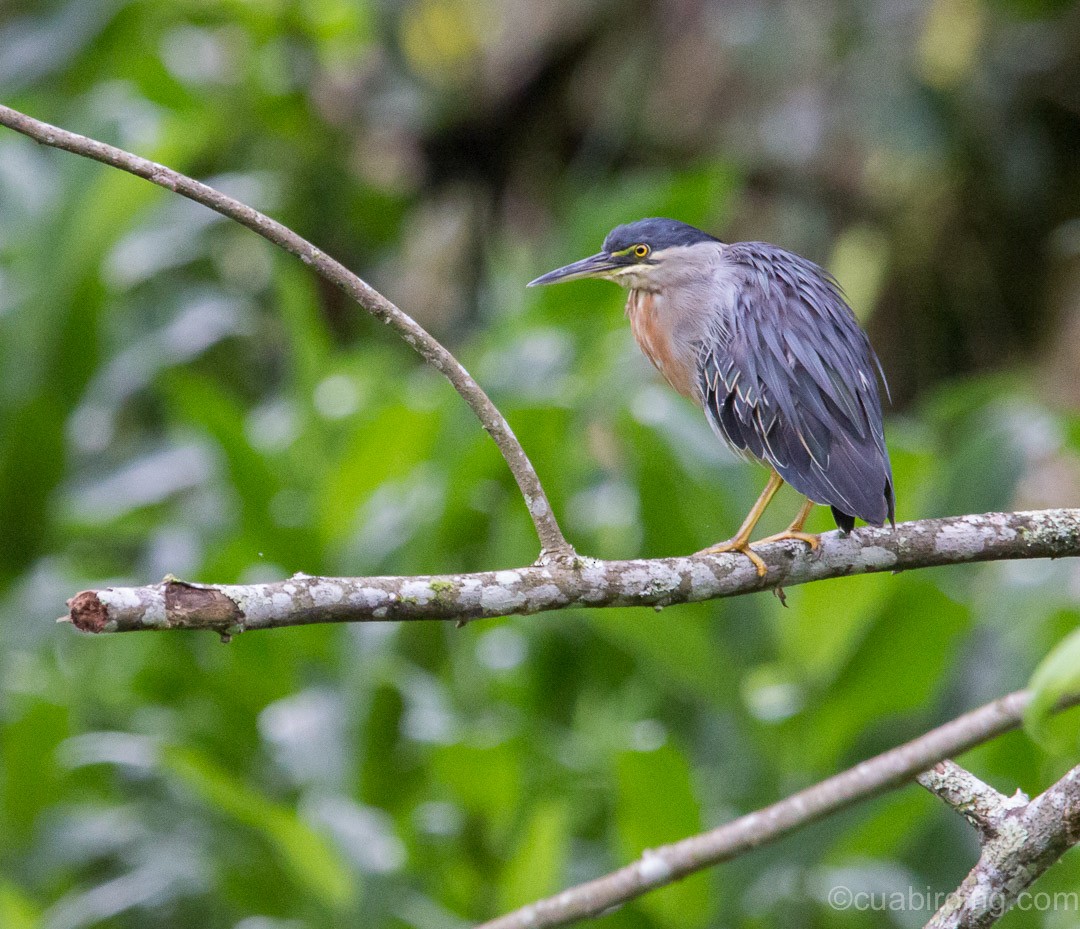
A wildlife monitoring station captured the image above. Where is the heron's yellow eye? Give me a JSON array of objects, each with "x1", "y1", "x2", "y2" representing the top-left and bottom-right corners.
[{"x1": 633, "y1": 244, "x2": 650, "y2": 258}]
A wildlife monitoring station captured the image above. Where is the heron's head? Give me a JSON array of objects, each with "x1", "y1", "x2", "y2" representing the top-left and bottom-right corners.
[{"x1": 528, "y1": 218, "x2": 719, "y2": 291}]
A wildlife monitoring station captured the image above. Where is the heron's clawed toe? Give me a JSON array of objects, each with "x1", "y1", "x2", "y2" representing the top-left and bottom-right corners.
[
  {"x1": 696, "y1": 539, "x2": 769, "y2": 577},
  {"x1": 755, "y1": 529, "x2": 821, "y2": 552}
]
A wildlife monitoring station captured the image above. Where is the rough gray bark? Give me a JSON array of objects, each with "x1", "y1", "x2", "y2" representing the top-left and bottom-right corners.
[
  {"x1": 64, "y1": 509, "x2": 1080, "y2": 635},
  {"x1": 917, "y1": 760, "x2": 1028, "y2": 841},
  {"x1": 476, "y1": 690, "x2": 1080, "y2": 929},
  {"x1": 0, "y1": 103, "x2": 571, "y2": 558},
  {"x1": 919, "y1": 761, "x2": 1080, "y2": 928}
]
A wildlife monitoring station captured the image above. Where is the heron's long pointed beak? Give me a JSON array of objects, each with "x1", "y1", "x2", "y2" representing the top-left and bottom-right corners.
[{"x1": 527, "y1": 252, "x2": 620, "y2": 287}]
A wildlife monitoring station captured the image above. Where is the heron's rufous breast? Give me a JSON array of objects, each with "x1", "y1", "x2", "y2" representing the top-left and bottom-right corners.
[{"x1": 626, "y1": 289, "x2": 697, "y2": 400}]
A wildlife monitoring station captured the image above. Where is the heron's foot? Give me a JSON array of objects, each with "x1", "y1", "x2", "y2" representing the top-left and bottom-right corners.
[
  {"x1": 696, "y1": 538, "x2": 769, "y2": 578},
  {"x1": 755, "y1": 529, "x2": 821, "y2": 551}
]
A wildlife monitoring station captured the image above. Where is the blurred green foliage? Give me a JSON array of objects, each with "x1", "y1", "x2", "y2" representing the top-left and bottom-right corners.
[{"x1": 1, "y1": 1, "x2": 1079, "y2": 928}]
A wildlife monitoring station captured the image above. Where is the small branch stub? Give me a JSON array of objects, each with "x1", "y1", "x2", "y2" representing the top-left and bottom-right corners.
[
  {"x1": 916, "y1": 760, "x2": 1023, "y2": 841},
  {"x1": 67, "y1": 590, "x2": 109, "y2": 634}
]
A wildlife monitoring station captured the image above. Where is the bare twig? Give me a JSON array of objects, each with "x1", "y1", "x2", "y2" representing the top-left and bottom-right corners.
[
  {"x1": 476, "y1": 689, "x2": 1080, "y2": 929},
  {"x1": 917, "y1": 760, "x2": 1026, "y2": 841},
  {"x1": 0, "y1": 103, "x2": 571, "y2": 558},
  {"x1": 63, "y1": 509, "x2": 1080, "y2": 634},
  {"x1": 923, "y1": 763, "x2": 1080, "y2": 929}
]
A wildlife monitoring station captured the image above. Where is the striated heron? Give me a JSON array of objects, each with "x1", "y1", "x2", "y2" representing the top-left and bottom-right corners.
[{"x1": 529, "y1": 217, "x2": 895, "y2": 576}]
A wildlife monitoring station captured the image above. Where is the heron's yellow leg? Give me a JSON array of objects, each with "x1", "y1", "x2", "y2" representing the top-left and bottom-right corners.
[
  {"x1": 755, "y1": 498, "x2": 820, "y2": 551},
  {"x1": 697, "y1": 469, "x2": 784, "y2": 576}
]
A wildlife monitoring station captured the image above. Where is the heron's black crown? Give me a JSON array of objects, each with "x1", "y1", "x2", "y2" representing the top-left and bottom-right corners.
[{"x1": 603, "y1": 218, "x2": 718, "y2": 255}]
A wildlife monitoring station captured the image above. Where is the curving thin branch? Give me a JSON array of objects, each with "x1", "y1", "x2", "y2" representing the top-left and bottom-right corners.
[
  {"x1": 63, "y1": 508, "x2": 1080, "y2": 635},
  {"x1": 920, "y1": 760, "x2": 1080, "y2": 929},
  {"x1": 0, "y1": 103, "x2": 572, "y2": 558},
  {"x1": 475, "y1": 689, "x2": 1080, "y2": 929}
]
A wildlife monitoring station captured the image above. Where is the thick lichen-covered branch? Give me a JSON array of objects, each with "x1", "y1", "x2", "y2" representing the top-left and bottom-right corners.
[
  {"x1": 0, "y1": 103, "x2": 570, "y2": 557},
  {"x1": 917, "y1": 760, "x2": 1027, "y2": 841},
  {"x1": 64, "y1": 509, "x2": 1080, "y2": 635},
  {"x1": 923, "y1": 764, "x2": 1080, "y2": 929},
  {"x1": 477, "y1": 689, "x2": 1080, "y2": 929}
]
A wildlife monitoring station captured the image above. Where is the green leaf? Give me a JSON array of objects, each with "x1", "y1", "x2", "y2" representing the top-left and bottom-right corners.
[
  {"x1": 274, "y1": 257, "x2": 333, "y2": 397},
  {"x1": 593, "y1": 606, "x2": 735, "y2": 704},
  {"x1": 319, "y1": 404, "x2": 438, "y2": 544},
  {"x1": 829, "y1": 790, "x2": 932, "y2": 860},
  {"x1": 615, "y1": 743, "x2": 715, "y2": 929},
  {"x1": 779, "y1": 571, "x2": 891, "y2": 686},
  {"x1": 790, "y1": 578, "x2": 969, "y2": 771},
  {"x1": 498, "y1": 801, "x2": 569, "y2": 912},
  {"x1": 1025, "y1": 621, "x2": 1080, "y2": 751},
  {"x1": 0, "y1": 396, "x2": 66, "y2": 580},
  {"x1": 0, "y1": 700, "x2": 69, "y2": 845},
  {"x1": 0, "y1": 882, "x2": 39, "y2": 929},
  {"x1": 162, "y1": 746, "x2": 357, "y2": 910},
  {"x1": 431, "y1": 741, "x2": 522, "y2": 838},
  {"x1": 165, "y1": 371, "x2": 280, "y2": 530}
]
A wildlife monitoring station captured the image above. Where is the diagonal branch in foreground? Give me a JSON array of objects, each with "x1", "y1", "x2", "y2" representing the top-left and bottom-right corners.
[
  {"x1": 918, "y1": 761, "x2": 1080, "y2": 928},
  {"x1": 0, "y1": 103, "x2": 571, "y2": 557},
  {"x1": 477, "y1": 689, "x2": 1080, "y2": 929},
  {"x1": 64, "y1": 509, "x2": 1080, "y2": 635}
]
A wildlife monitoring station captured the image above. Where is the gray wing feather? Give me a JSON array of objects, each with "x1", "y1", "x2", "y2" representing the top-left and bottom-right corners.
[{"x1": 700, "y1": 243, "x2": 895, "y2": 527}]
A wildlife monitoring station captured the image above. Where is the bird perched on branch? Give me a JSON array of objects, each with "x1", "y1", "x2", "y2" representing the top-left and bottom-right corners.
[{"x1": 529, "y1": 218, "x2": 895, "y2": 576}]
